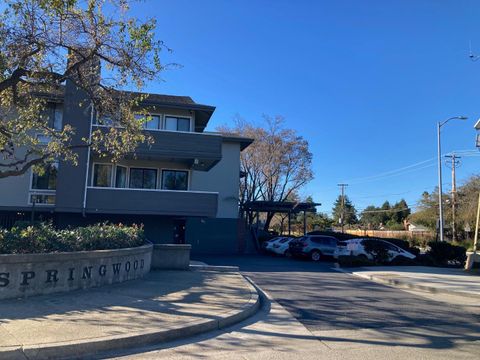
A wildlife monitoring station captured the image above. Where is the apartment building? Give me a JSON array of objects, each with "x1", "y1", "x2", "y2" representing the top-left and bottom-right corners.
[{"x1": 0, "y1": 77, "x2": 252, "y2": 254}]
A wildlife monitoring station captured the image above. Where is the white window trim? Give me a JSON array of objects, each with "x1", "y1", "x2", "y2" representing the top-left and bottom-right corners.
[
  {"x1": 164, "y1": 114, "x2": 193, "y2": 132},
  {"x1": 91, "y1": 162, "x2": 114, "y2": 188},
  {"x1": 27, "y1": 190, "x2": 56, "y2": 206},
  {"x1": 29, "y1": 163, "x2": 58, "y2": 192},
  {"x1": 160, "y1": 167, "x2": 191, "y2": 191},
  {"x1": 135, "y1": 112, "x2": 164, "y2": 131}
]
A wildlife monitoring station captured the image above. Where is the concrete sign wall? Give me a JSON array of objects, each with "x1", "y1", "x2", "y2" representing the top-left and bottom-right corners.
[{"x1": 0, "y1": 244, "x2": 152, "y2": 300}]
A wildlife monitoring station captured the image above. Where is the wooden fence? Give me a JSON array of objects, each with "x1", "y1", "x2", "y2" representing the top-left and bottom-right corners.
[{"x1": 344, "y1": 229, "x2": 434, "y2": 241}]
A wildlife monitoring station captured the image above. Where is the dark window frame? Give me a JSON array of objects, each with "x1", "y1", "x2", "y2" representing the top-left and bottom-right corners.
[
  {"x1": 129, "y1": 167, "x2": 158, "y2": 189},
  {"x1": 161, "y1": 169, "x2": 189, "y2": 191}
]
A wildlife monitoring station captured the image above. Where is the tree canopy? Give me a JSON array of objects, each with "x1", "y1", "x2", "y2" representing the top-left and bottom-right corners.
[
  {"x1": 332, "y1": 194, "x2": 357, "y2": 226},
  {"x1": 410, "y1": 175, "x2": 480, "y2": 239},
  {"x1": 0, "y1": 0, "x2": 169, "y2": 178},
  {"x1": 219, "y1": 115, "x2": 314, "y2": 230},
  {"x1": 359, "y1": 199, "x2": 410, "y2": 230}
]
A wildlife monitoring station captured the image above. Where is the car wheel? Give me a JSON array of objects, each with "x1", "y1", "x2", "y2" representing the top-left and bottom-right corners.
[
  {"x1": 284, "y1": 249, "x2": 292, "y2": 258},
  {"x1": 310, "y1": 250, "x2": 322, "y2": 262}
]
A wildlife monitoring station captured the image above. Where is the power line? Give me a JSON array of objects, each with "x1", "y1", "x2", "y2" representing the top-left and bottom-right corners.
[
  {"x1": 342, "y1": 157, "x2": 436, "y2": 184},
  {"x1": 359, "y1": 207, "x2": 411, "y2": 214}
]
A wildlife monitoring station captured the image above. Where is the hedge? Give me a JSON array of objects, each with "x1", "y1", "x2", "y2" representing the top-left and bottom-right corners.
[{"x1": 0, "y1": 222, "x2": 146, "y2": 254}]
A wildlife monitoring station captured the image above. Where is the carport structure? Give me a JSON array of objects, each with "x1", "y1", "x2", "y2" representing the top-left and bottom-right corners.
[{"x1": 242, "y1": 200, "x2": 320, "y2": 236}]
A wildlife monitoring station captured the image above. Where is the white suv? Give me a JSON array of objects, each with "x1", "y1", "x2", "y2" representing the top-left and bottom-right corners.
[{"x1": 334, "y1": 238, "x2": 416, "y2": 262}]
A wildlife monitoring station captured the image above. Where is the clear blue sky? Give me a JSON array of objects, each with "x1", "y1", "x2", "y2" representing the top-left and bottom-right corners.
[{"x1": 133, "y1": 0, "x2": 480, "y2": 215}]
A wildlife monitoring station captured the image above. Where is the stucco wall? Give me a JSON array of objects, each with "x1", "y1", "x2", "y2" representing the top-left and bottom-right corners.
[
  {"x1": 190, "y1": 141, "x2": 240, "y2": 218},
  {"x1": 0, "y1": 169, "x2": 31, "y2": 208},
  {"x1": 0, "y1": 244, "x2": 152, "y2": 300}
]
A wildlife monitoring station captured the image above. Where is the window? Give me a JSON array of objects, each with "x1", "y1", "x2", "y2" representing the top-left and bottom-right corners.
[
  {"x1": 53, "y1": 105, "x2": 63, "y2": 130},
  {"x1": 164, "y1": 116, "x2": 191, "y2": 132},
  {"x1": 162, "y1": 170, "x2": 188, "y2": 191},
  {"x1": 95, "y1": 116, "x2": 114, "y2": 126},
  {"x1": 129, "y1": 168, "x2": 157, "y2": 189},
  {"x1": 30, "y1": 194, "x2": 56, "y2": 205},
  {"x1": 31, "y1": 164, "x2": 57, "y2": 190},
  {"x1": 93, "y1": 164, "x2": 113, "y2": 187},
  {"x1": 135, "y1": 114, "x2": 161, "y2": 130},
  {"x1": 115, "y1": 166, "x2": 128, "y2": 188}
]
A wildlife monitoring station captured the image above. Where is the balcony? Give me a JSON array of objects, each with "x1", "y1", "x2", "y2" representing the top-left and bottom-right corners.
[
  {"x1": 86, "y1": 187, "x2": 218, "y2": 217},
  {"x1": 93, "y1": 126, "x2": 223, "y2": 171}
]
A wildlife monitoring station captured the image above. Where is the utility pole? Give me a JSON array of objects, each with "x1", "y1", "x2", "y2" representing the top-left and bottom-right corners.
[
  {"x1": 338, "y1": 183, "x2": 348, "y2": 233},
  {"x1": 436, "y1": 116, "x2": 468, "y2": 242},
  {"x1": 445, "y1": 154, "x2": 461, "y2": 242}
]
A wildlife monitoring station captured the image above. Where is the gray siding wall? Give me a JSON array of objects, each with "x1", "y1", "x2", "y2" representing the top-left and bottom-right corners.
[
  {"x1": 134, "y1": 130, "x2": 222, "y2": 168},
  {"x1": 190, "y1": 141, "x2": 241, "y2": 219},
  {"x1": 86, "y1": 188, "x2": 218, "y2": 217},
  {"x1": 55, "y1": 80, "x2": 91, "y2": 213},
  {"x1": 0, "y1": 169, "x2": 31, "y2": 207}
]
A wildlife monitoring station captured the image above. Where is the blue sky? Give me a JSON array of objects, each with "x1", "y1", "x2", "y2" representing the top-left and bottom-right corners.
[{"x1": 132, "y1": 0, "x2": 480, "y2": 215}]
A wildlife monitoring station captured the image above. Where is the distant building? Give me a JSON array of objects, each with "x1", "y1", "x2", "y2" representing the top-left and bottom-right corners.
[{"x1": 406, "y1": 222, "x2": 430, "y2": 232}]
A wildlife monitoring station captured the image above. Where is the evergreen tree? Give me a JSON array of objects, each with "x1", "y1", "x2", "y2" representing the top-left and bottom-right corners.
[{"x1": 332, "y1": 195, "x2": 357, "y2": 225}]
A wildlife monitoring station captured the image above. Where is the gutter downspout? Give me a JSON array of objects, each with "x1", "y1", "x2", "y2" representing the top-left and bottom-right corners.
[{"x1": 82, "y1": 103, "x2": 94, "y2": 217}]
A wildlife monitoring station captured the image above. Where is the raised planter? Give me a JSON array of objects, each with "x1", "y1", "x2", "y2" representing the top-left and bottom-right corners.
[
  {"x1": 0, "y1": 244, "x2": 153, "y2": 300},
  {"x1": 465, "y1": 251, "x2": 480, "y2": 270},
  {"x1": 152, "y1": 244, "x2": 191, "y2": 270}
]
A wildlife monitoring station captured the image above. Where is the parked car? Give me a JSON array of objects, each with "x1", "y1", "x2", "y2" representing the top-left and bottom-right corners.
[
  {"x1": 263, "y1": 237, "x2": 288, "y2": 253},
  {"x1": 334, "y1": 238, "x2": 416, "y2": 262},
  {"x1": 289, "y1": 235, "x2": 338, "y2": 261},
  {"x1": 270, "y1": 237, "x2": 295, "y2": 256}
]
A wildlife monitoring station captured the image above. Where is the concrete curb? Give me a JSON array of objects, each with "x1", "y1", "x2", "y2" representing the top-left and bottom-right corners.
[
  {"x1": 0, "y1": 271, "x2": 260, "y2": 360},
  {"x1": 351, "y1": 271, "x2": 480, "y2": 300},
  {"x1": 189, "y1": 264, "x2": 240, "y2": 272}
]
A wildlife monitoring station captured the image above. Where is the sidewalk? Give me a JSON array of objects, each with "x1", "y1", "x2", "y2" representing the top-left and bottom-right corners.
[
  {"x1": 345, "y1": 266, "x2": 480, "y2": 299},
  {"x1": 0, "y1": 269, "x2": 259, "y2": 360}
]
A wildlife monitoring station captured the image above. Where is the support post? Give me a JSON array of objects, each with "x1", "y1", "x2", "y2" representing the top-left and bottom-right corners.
[
  {"x1": 474, "y1": 192, "x2": 480, "y2": 254},
  {"x1": 303, "y1": 210, "x2": 307, "y2": 235},
  {"x1": 288, "y1": 211, "x2": 291, "y2": 236}
]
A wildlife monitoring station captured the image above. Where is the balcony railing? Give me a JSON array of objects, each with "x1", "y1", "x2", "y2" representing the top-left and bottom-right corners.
[
  {"x1": 92, "y1": 126, "x2": 223, "y2": 170},
  {"x1": 86, "y1": 187, "x2": 218, "y2": 217}
]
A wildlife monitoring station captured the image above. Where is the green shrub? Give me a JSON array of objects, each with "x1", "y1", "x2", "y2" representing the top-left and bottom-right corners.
[
  {"x1": 426, "y1": 241, "x2": 467, "y2": 267},
  {"x1": 453, "y1": 239, "x2": 475, "y2": 252},
  {"x1": 0, "y1": 222, "x2": 146, "y2": 254}
]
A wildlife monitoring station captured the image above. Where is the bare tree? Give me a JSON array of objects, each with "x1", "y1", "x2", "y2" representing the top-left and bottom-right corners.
[{"x1": 219, "y1": 115, "x2": 313, "y2": 230}]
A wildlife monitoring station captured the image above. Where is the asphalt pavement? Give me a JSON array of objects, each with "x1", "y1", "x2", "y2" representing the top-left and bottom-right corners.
[
  {"x1": 103, "y1": 254, "x2": 480, "y2": 359},
  {"x1": 195, "y1": 255, "x2": 480, "y2": 348}
]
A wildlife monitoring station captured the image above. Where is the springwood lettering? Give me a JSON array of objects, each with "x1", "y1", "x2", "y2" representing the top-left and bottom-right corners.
[{"x1": 0, "y1": 259, "x2": 145, "y2": 287}]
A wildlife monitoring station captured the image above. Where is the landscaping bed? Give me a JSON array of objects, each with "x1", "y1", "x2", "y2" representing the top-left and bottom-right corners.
[
  {"x1": 0, "y1": 222, "x2": 147, "y2": 254},
  {"x1": 0, "y1": 222, "x2": 152, "y2": 300}
]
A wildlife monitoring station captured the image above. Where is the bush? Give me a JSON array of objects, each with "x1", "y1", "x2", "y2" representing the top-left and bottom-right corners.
[
  {"x1": 426, "y1": 241, "x2": 467, "y2": 267},
  {"x1": 0, "y1": 222, "x2": 146, "y2": 254}
]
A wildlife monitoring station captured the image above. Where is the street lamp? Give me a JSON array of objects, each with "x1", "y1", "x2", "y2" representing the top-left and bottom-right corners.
[
  {"x1": 475, "y1": 119, "x2": 480, "y2": 148},
  {"x1": 437, "y1": 116, "x2": 468, "y2": 242}
]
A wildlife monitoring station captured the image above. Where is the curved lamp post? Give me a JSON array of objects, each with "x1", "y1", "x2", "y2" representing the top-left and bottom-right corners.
[{"x1": 437, "y1": 116, "x2": 468, "y2": 242}]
